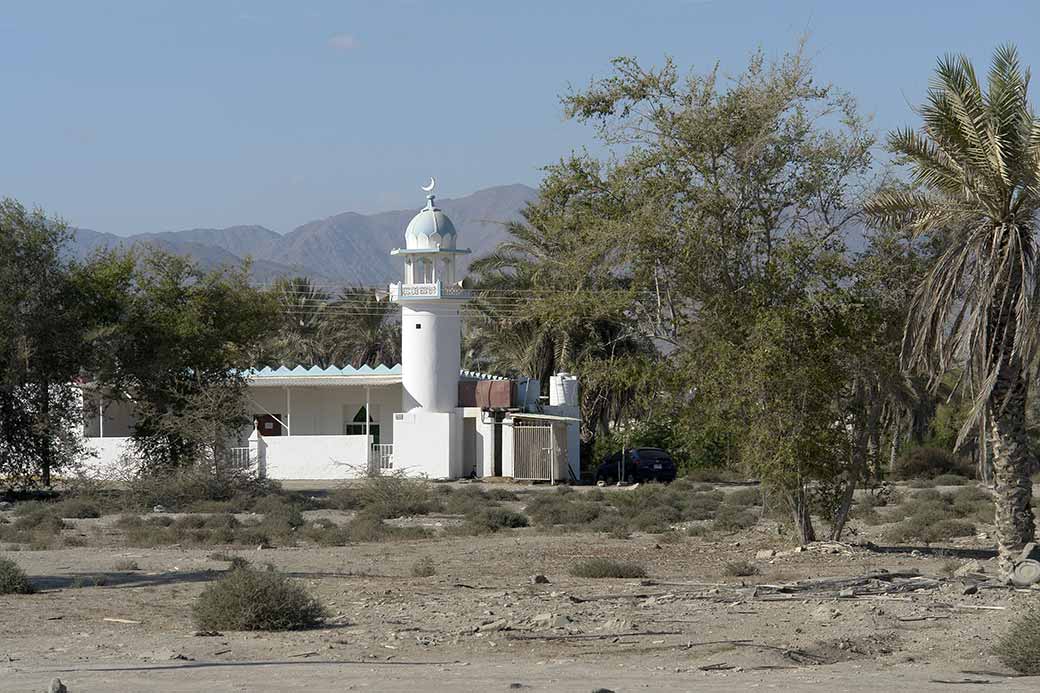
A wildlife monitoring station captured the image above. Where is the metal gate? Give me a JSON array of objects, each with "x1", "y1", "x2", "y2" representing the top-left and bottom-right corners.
[{"x1": 513, "y1": 422, "x2": 566, "y2": 483}]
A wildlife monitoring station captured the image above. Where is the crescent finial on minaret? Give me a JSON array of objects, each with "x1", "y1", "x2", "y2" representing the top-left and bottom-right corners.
[{"x1": 421, "y1": 177, "x2": 436, "y2": 193}]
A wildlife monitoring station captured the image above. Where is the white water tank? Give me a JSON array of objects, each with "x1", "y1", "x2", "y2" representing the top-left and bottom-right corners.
[{"x1": 549, "y1": 373, "x2": 579, "y2": 407}]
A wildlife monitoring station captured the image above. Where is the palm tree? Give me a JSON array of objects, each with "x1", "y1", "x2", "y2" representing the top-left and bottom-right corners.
[
  {"x1": 322, "y1": 287, "x2": 401, "y2": 368},
  {"x1": 269, "y1": 277, "x2": 332, "y2": 367},
  {"x1": 865, "y1": 45, "x2": 1040, "y2": 572}
]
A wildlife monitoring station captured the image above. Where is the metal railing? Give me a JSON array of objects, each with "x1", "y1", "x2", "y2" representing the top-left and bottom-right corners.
[
  {"x1": 372, "y1": 443, "x2": 394, "y2": 472},
  {"x1": 229, "y1": 446, "x2": 251, "y2": 469}
]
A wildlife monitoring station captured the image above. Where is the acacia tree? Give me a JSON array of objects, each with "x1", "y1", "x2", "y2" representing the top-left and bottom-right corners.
[
  {"x1": 865, "y1": 46, "x2": 1040, "y2": 572},
  {"x1": 0, "y1": 200, "x2": 127, "y2": 487},
  {"x1": 95, "y1": 252, "x2": 272, "y2": 474}
]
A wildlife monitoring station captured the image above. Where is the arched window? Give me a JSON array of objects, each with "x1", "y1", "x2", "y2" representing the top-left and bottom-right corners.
[{"x1": 344, "y1": 405, "x2": 379, "y2": 444}]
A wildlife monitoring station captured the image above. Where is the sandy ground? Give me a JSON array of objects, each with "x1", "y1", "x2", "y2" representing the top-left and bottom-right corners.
[{"x1": 2, "y1": 487, "x2": 1039, "y2": 692}]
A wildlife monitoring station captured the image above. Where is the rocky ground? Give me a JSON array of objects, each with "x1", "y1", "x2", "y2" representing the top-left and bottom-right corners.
[{"x1": 1, "y1": 482, "x2": 1038, "y2": 692}]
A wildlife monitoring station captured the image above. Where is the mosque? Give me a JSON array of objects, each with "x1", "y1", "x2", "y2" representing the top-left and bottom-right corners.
[{"x1": 79, "y1": 183, "x2": 582, "y2": 483}]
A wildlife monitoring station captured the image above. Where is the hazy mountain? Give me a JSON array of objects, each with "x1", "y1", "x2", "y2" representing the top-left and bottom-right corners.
[{"x1": 68, "y1": 184, "x2": 537, "y2": 285}]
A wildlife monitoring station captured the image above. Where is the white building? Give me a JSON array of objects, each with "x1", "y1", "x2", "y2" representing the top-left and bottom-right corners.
[{"x1": 78, "y1": 187, "x2": 581, "y2": 483}]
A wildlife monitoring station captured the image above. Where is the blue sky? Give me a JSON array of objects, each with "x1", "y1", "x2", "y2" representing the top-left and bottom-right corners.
[{"x1": 2, "y1": 0, "x2": 1039, "y2": 236}]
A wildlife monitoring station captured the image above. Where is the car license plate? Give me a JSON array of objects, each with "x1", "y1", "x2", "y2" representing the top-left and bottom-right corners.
[{"x1": 653, "y1": 464, "x2": 662, "y2": 470}]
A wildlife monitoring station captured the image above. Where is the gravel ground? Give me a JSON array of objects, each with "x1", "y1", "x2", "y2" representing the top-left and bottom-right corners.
[{"x1": 1, "y1": 485, "x2": 1039, "y2": 692}]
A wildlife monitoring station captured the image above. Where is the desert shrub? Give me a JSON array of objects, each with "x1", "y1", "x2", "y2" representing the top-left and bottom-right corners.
[
  {"x1": 995, "y1": 605, "x2": 1040, "y2": 675},
  {"x1": 464, "y1": 508, "x2": 528, "y2": 533},
  {"x1": 411, "y1": 556, "x2": 436, "y2": 577},
  {"x1": 128, "y1": 465, "x2": 276, "y2": 512},
  {"x1": 589, "y1": 512, "x2": 630, "y2": 537},
  {"x1": 713, "y1": 505, "x2": 758, "y2": 531},
  {"x1": 485, "y1": 487, "x2": 519, "y2": 502},
  {"x1": 53, "y1": 498, "x2": 102, "y2": 519},
  {"x1": 723, "y1": 487, "x2": 762, "y2": 508},
  {"x1": 933, "y1": 474, "x2": 969, "y2": 486},
  {"x1": 326, "y1": 486, "x2": 363, "y2": 511},
  {"x1": 525, "y1": 493, "x2": 602, "y2": 527},
  {"x1": 686, "y1": 524, "x2": 714, "y2": 537},
  {"x1": 722, "y1": 560, "x2": 760, "y2": 577},
  {"x1": 682, "y1": 491, "x2": 725, "y2": 520},
  {"x1": 445, "y1": 487, "x2": 496, "y2": 516},
  {"x1": 192, "y1": 566, "x2": 326, "y2": 631},
  {"x1": 0, "y1": 557, "x2": 33, "y2": 594},
  {"x1": 113, "y1": 559, "x2": 140, "y2": 571},
  {"x1": 893, "y1": 447, "x2": 974, "y2": 481},
  {"x1": 630, "y1": 509, "x2": 674, "y2": 533},
  {"x1": 884, "y1": 509, "x2": 975, "y2": 544},
  {"x1": 300, "y1": 519, "x2": 350, "y2": 547},
  {"x1": 605, "y1": 484, "x2": 723, "y2": 526},
  {"x1": 657, "y1": 530, "x2": 685, "y2": 544},
  {"x1": 114, "y1": 514, "x2": 143, "y2": 530},
  {"x1": 569, "y1": 558, "x2": 647, "y2": 579},
  {"x1": 357, "y1": 473, "x2": 438, "y2": 519},
  {"x1": 255, "y1": 498, "x2": 304, "y2": 539},
  {"x1": 344, "y1": 512, "x2": 431, "y2": 543},
  {"x1": 13, "y1": 510, "x2": 67, "y2": 533}
]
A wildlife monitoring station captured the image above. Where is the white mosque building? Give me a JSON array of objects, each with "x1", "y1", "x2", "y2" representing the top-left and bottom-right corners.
[{"x1": 78, "y1": 184, "x2": 581, "y2": 483}]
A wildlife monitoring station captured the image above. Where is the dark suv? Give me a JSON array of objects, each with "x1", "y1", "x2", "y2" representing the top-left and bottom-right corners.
[{"x1": 594, "y1": 447, "x2": 677, "y2": 484}]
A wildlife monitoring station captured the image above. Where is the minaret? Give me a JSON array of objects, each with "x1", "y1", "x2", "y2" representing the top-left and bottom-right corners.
[{"x1": 389, "y1": 179, "x2": 471, "y2": 414}]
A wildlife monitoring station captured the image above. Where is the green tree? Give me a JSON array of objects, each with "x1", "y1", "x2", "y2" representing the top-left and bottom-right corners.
[
  {"x1": 865, "y1": 46, "x2": 1040, "y2": 571},
  {"x1": 467, "y1": 177, "x2": 656, "y2": 440},
  {"x1": 322, "y1": 288, "x2": 401, "y2": 368},
  {"x1": 267, "y1": 277, "x2": 333, "y2": 368},
  {"x1": 0, "y1": 199, "x2": 127, "y2": 487},
  {"x1": 95, "y1": 251, "x2": 272, "y2": 473}
]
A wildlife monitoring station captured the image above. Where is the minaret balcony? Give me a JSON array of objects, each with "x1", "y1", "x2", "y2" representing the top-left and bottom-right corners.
[{"x1": 389, "y1": 281, "x2": 471, "y2": 302}]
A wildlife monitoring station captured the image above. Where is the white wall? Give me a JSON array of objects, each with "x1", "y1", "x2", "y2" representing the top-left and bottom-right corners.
[
  {"x1": 246, "y1": 384, "x2": 400, "y2": 443},
  {"x1": 392, "y1": 409, "x2": 461, "y2": 479},
  {"x1": 78, "y1": 437, "x2": 132, "y2": 479},
  {"x1": 259, "y1": 434, "x2": 371, "y2": 480},
  {"x1": 400, "y1": 302, "x2": 461, "y2": 413}
]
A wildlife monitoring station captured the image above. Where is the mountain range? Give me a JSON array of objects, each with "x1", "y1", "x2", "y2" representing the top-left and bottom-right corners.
[{"x1": 69, "y1": 184, "x2": 538, "y2": 285}]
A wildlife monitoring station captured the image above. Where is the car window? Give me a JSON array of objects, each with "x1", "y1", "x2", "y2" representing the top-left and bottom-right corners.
[{"x1": 637, "y1": 450, "x2": 672, "y2": 461}]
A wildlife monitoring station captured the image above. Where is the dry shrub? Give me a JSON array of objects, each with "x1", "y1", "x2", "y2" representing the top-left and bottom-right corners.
[
  {"x1": 723, "y1": 487, "x2": 762, "y2": 508},
  {"x1": 0, "y1": 557, "x2": 33, "y2": 594},
  {"x1": 129, "y1": 465, "x2": 276, "y2": 512},
  {"x1": 192, "y1": 565, "x2": 326, "y2": 631},
  {"x1": 113, "y1": 559, "x2": 140, "y2": 571},
  {"x1": 344, "y1": 512, "x2": 430, "y2": 543},
  {"x1": 411, "y1": 556, "x2": 436, "y2": 577},
  {"x1": 722, "y1": 560, "x2": 760, "y2": 577},
  {"x1": 933, "y1": 474, "x2": 970, "y2": 486},
  {"x1": 457, "y1": 507, "x2": 528, "y2": 535},
  {"x1": 357, "y1": 473, "x2": 438, "y2": 519},
  {"x1": 995, "y1": 605, "x2": 1040, "y2": 675},
  {"x1": 893, "y1": 447, "x2": 974, "y2": 480},
  {"x1": 569, "y1": 558, "x2": 647, "y2": 579},
  {"x1": 445, "y1": 487, "x2": 496, "y2": 516},
  {"x1": 713, "y1": 505, "x2": 758, "y2": 532},
  {"x1": 300, "y1": 519, "x2": 350, "y2": 547},
  {"x1": 525, "y1": 492, "x2": 602, "y2": 527}
]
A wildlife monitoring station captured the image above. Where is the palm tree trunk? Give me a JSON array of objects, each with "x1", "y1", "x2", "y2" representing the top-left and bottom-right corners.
[{"x1": 989, "y1": 357, "x2": 1036, "y2": 574}]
